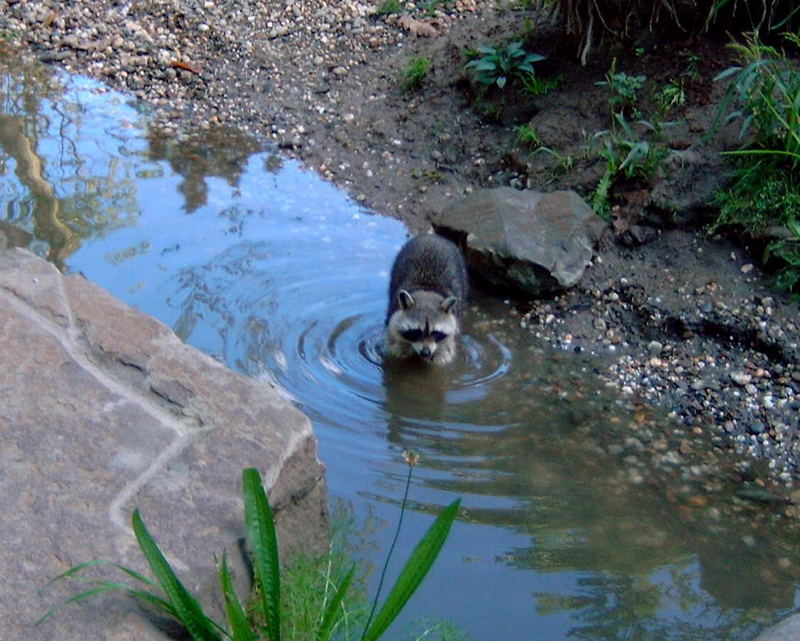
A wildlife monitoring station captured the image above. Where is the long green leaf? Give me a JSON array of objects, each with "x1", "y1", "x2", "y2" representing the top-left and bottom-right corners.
[
  {"x1": 40, "y1": 559, "x2": 158, "y2": 590},
  {"x1": 362, "y1": 499, "x2": 461, "y2": 641},
  {"x1": 219, "y1": 552, "x2": 255, "y2": 641},
  {"x1": 37, "y1": 578, "x2": 177, "y2": 626},
  {"x1": 723, "y1": 148, "x2": 800, "y2": 160},
  {"x1": 317, "y1": 565, "x2": 356, "y2": 641},
  {"x1": 132, "y1": 509, "x2": 224, "y2": 641},
  {"x1": 242, "y1": 468, "x2": 281, "y2": 641}
]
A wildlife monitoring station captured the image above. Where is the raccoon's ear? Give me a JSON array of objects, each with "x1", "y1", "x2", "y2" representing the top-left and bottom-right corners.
[
  {"x1": 440, "y1": 296, "x2": 458, "y2": 314},
  {"x1": 397, "y1": 290, "x2": 415, "y2": 310}
]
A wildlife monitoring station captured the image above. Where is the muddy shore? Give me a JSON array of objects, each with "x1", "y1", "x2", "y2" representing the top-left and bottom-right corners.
[{"x1": 2, "y1": 1, "x2": 799, "y2": 493}]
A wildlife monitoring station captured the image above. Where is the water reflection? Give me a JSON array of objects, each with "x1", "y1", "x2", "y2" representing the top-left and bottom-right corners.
[
  {"x1": 146, "y1": 128, "x2": 262, "y2": 212},
  {"x1": 2, "y1": 54, "x2": 800, "y2": 641},
  {"x1": 0, "y1": 58, "x2": 145, "y2": 266}
]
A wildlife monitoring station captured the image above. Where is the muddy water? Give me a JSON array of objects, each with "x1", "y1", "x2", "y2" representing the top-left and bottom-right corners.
[{"x1": 3, "y1": 56, "x2": 800, "y2": 641}]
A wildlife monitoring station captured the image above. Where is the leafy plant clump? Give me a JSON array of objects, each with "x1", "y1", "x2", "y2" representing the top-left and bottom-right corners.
[
  {"x1": 596, "y1": 58, "x2": 646, "y2": 116},
  {"x1": 40, "y1": 466, "x2": 461, "y2": 641},
  {"x1": 713, "y1": 32, "x2": 800, "y2": 293},
  {"x1": 588, "y1": 59, "x2": 676, "y2": 217},
  {"x1": 464, "y1": 41, "x2": 545, "y2": 89}
]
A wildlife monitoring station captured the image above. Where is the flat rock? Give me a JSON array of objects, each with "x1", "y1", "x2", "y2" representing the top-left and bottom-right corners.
[
  {"x1": 432, "y1": 187, "x2": 605, "y2": 297},
  {"x1": 0, "y1": 248, "x2": 327, "y2": 641}
]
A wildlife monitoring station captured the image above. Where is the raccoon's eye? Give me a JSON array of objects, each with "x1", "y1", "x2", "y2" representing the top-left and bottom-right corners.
[
  {"x1": 400, "y1": 329, "x2": 424, "y2": 342},
  {"x1": 430, "y1": 331, "x2": 448, "y2": 342}
]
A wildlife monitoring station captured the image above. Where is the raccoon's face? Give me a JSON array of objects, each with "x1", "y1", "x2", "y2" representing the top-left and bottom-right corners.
[{"x1": 386, "y1": 290, "x2": 460, "y2": 364}]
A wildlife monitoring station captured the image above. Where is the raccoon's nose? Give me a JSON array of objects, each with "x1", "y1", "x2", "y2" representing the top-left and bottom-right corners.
[{"x1": 419, "y1": 345, "x2": 433, "y2": 359}]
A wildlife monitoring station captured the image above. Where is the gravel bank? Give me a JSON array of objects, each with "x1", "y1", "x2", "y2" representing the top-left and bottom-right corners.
[{"x1": 3, "y1": 0, "x2": 799, "y2": 491}]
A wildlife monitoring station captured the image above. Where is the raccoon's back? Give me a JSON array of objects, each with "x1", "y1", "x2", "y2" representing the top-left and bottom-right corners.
[{"x1": 388, "y1": 234, "x2": 468, "y2": 312}]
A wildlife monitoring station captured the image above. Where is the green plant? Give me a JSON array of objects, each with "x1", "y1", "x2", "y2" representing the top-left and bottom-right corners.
[
  {"x1": 766, "y1": 217, "x2": 800, "y2": 293},
  {"x1": 712, "y1": 160, "x2": 800, "y2": 294},
  {"x1": 464, "y1": 41, "x2": 545, "y2": 89},
  {"x1": 658, "y1": 79, "x2": 687, "y2": 112},
  {"x1": 711, "y1": 32, "x2": 800, "y2": 293},
  {"x1": 589, "y1": 113, "x2": 671, "y2": 216},
  {"x1": 40, "y1": 466, "x2": 461, "y2": 641},
  {"x1": 680, "y1": 48, "x2": 701, "y2": 81},
  {"x1": 520, "y1": 71, "x2": 564, "y2": 97},
  {"x1": 715, "y1": 32, "x2": 800, "y2": 163},
  {"x1": 400, "y1": 56, "x2": 433, "y2": 92},
  {"x1": 515, "y1": 123, "x2": 541, "y2": 148},
  {"x1": 376, "y1": 0, "x2": 404, "y2": 15},
  {"x1": 596, "y1": 58, "x2": 646, "y2": 116}
]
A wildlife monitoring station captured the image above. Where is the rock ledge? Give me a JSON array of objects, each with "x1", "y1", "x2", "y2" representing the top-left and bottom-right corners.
[{"x1": 0, "y1": 248, "x2": 326, "y2": 641}]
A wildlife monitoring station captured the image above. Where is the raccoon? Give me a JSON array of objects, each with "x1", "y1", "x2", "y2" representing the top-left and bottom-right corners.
[{"x1": 385, "y1": 234, "x2": 468, "y2": 365}]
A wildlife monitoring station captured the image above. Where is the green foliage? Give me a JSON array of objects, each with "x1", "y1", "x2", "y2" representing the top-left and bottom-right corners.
[
  {"x1": 515, "y1": 123, "x2": 574, "y2": 174},
  {"x1": 715, "y1": 33, "x2": 800, "y2": 162},
  {"x1": 400, "y1": 57, "x2": 433, "y2": 92},
  {"x1": 712, "y1": 162, "x2": 800, "y2": 232},
  {"x1": 589, "y1": 113, "x2": 671, "y2": 217},
  {"x1": 242, "y1": 468, "x2": 283, "y2": 641},
  {"x1": 363, "y1": 498, "x2": 460, "y2": 641},
  {"x1": 658, "y1": 79, "x2": 687, "y2": 112},
  {"x1": 40, "y1": 466, "x2": 461, "y2": 641},
  {"x1": 713, "y1": 160, "x2": 800, "y2": 294},
  {"x1": 464, "y1": 41, "x2": 545, "y2": 89},
  {"x1": 766, "y1": 217, "x2": 800, "y2": 293},
  {"x1": 712, "y1": 32, "x2": 800, "y2": 293},
  {"x1": 520, "y1": 71, "x2": 564, "y2": 97},
  {"x1": 680, "y1": 48, "x2": 701, "y2": 81},
  {"x1": 596, "y1": 58, "x2": 646, "y2": 116},
  {"x1": 516, "y1": 123, "x2": 541, "y2": 148},
  {"x1": 376, "y1": 0, "x2": 404, "y2": 15}
]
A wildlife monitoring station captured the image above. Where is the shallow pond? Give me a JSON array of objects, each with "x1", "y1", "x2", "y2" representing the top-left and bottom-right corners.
[{"x1": 3, "y1": 56, "x2": 800, "y2": 641}]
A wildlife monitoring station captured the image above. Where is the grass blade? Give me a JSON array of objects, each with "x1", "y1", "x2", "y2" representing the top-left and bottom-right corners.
[
  {"x1": 132, "y1": 509, "x2": 224, "y2": 641},
  {"x1": 362, "y1": 499, "x2": 461, "y2": 641},
  {"x1": 37, "y1": 585, "x2": 125, "y2": 625},
  {"x1": 317, "y1": 565, "x2": 356, "y2": 641},
  {"x1": 242, "y1": 468, "x2": 281, "y2": 641},
  {"x1": 38, "y1": 558, "x2": 175, "y2": 625},
  {"x1": 219, "y1": 552, "x2": 255, "y2": 641}
]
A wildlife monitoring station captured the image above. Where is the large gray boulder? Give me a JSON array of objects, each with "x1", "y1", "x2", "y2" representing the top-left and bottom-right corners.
[
  {"x1": 432, "y1": 187, "x2": 605, "y2": 296},
  {"x1": 0, "y1": 248, "x2": 327, "y2": 641}
]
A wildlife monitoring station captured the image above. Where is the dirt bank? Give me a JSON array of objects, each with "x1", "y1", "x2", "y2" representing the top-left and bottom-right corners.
[{"x1": 2, "y1": 1, "x2": 798, "y2": 492}]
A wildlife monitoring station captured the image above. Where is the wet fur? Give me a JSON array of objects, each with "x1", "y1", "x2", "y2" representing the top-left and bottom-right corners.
[{"x1": 385, "y1": 234, "x2": 468, "y2": 365}]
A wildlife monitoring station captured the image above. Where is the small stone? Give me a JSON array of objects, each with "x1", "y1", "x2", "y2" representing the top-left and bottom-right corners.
[{"x1": 730, "y1": 371, "x2": 752, "y2": 386}]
